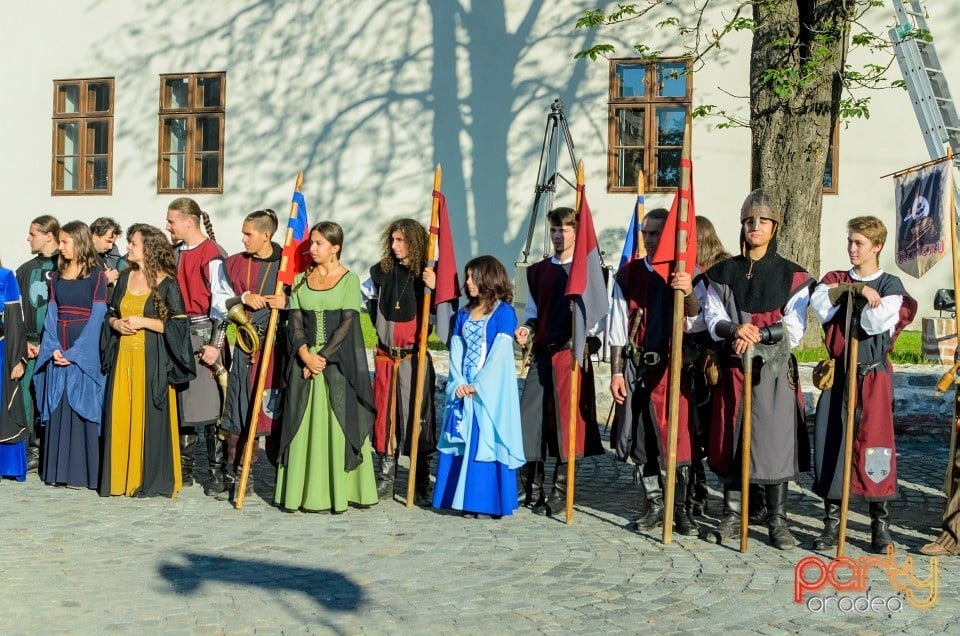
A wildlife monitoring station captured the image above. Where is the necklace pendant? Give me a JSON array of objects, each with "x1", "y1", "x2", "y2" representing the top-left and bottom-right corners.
[
  {"x1": 746, "y1": 272, "x2": 752, "y2": 280},
  {"x1": 395, "y1": 301, "x2": 401, "y2": 310}
]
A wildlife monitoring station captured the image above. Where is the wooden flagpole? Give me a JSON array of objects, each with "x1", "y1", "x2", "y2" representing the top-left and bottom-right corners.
[
  {"x1": 944, "y1": 147, "x2": 960, "y2": 497},
  {"x1": 235, "y1": 170, "x2": 303, "y2": 509},
  {"x1": 739, "y1": 346, "x2": 754, "y2": 553},
  {"x1": 406, "y1": 165, "x2": 442, "y2": 508},
  {"x1": 634, "y1": 171, "x2": 645, "y2": 260},
  {"x1": 662, "y1": 121, "x2": 692, "y2": 544},
  {"x1": 836, "y1": 314, "x2": 860, "y2": 558},
  {"x1": 566, "y1": 161, "x2": 585, "y2": 525}
]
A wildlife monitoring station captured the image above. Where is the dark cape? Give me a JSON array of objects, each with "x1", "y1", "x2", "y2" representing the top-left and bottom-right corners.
[
  {"x1": 0, "y1": 267, "x2": 27, "y2": 444},
  {"x1": 99, "y1": 273, "x2": 196, "y2": 497},
  {"x1": 611, "y1": 260, "x2": 695, "y2": 466},
  {"x1": 519, "y1": 258, "x2": 603, "y2": 461},
  {"x1": 813, "y1": 270, "x2": 917, "y2": 501},
  {"x1": 280, "y1": 307, "x2": 375, "y2": 471},
  {"x1": 705, "y1": 243, "x2": 814, "y2": 484}
]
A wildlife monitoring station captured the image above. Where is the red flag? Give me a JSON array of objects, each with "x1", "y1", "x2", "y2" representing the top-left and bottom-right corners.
[
  {"x1": 431, "y1": 190, "x2": 460, "y2": 344},
  {"x1": 278, "y1": 191, "x2": 311, "y2": 286},
  {"x1": 565, "y1": 184, "x2": 609, "y2": 367},
  {"x1": 650, "y1": 159, "x2": 697, "y2": 283}
]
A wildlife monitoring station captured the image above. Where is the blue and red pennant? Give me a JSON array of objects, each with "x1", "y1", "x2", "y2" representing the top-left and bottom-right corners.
[{"x1": 278, "y1": 191, "x2": 311, "y2": 286}]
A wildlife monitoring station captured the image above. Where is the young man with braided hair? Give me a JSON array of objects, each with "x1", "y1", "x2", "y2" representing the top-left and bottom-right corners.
[{"x1": 165, "y1": 197, "x2": 236, "y2": 496}]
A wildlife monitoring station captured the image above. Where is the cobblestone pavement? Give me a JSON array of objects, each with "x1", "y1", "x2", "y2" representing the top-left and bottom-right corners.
[{"x1": 2, "y1": 357, "x2": 958, "y2": 634}]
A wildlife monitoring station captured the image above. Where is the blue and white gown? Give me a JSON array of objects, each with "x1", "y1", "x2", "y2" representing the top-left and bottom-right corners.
[{"x1": 433, "y1": 301, "x2": 525, "y2": 516}]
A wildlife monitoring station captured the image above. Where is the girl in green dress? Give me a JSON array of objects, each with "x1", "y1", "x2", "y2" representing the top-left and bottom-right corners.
[{"x1": 275, "y1": 222, "x2": 378, "y2": 512}]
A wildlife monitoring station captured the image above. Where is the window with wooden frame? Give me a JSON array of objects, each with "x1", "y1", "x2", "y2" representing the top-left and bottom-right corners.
[
  {"x1": 52, "y1": 78, "x2": 114, "y2": 195},
  {"x1": 158, "y1": 72, "x2": 225, "y2": 193},
  {"x1": 608, "y1": 58, "x2": 692, "y2": 193},
  {"x1": 823, "y1": 121, "x2": 840, "y2": 195}
]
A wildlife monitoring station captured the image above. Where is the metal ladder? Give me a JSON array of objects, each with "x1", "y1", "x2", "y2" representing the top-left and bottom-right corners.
[{"x1": 889, "y1": 0, "x2": 960, "y2": 163}]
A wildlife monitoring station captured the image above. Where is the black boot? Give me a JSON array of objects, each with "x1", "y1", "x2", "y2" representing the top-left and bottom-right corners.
[
  {"x1": 534, "y1": 462, "x2": 568, "y2": 517},
  {"x1": 518, "y1": 461, "x2": 545, "y2": 508},
  {"x1": 179, "y1": 433, "x2": 198, "y2": 487},
  {"x1": 870, "y1": 501, "x2": 895, "y2": 554},
  {"x1": 748, "y1": 483, "x2": 768, "y2": 525},
  {"x1": 376, "y1": 454, "x2": 397, "y2": 500},
  {"x1": 765, "y1": 482, "x2": 796, "y2": 550},
  {"x1": 26, "y1": 444, "x2": 40, "y2": 473},
  {"x1": 203, "y1": 429, "x2": 227, "y2": 496},
  {"x1": 674, "y1": 466, "x2": 699, "y2": 536},
  {"x1": 414, "y1": 453, "x2": 432, "y2": 506},
  {"x1": 215, "y1": 434, "x2": 239, "y2": 502},
  {"x1": 811, "y1": 500, "x2": 841, "y2": 550},
  {"x1": 706, "y1": 486, "x2": 741, "y2": 544},
  {"x1": 690, "y1": 461, "x2": 708, "y2": 516},
  {"x1": 632, "y1": 473, "x2": 664, "y2": 531}
]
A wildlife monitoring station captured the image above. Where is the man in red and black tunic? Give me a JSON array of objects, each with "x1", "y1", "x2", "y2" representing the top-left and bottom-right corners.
[
  {"x1": 515, "y1": 206, "x2": 605, "y2": 517},
  {"x1": 362, "y1": 218, "x2": 437, "y2": 505},
  {"x1": 609, "y1": 208, "x2": 706, "y2": 536},
  {"x1": 221, "y1": 209, "x2": 288, "y2": 502},
  {"x1": 811, "y1": 216, "x2": 916, "y2": 553},
  {"x1": 166, "y1": 197, "x2": 235, "y2": 496}
]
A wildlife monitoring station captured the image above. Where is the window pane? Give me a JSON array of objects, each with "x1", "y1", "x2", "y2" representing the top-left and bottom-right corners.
[
  {"x1": 616, "y1": 108, "x2": 645, "y2": 146},
  {"x1": 57, "y1": 122, "x2": 79, "y2": 155},
  {"x1": 656, "y1": 62, "x2": 687, "y2": 98},
  {"x1": 196, "y1": 116, "x2": 220, "y2": 151},
  {"x1": 656, "y1": 149, "x2": 682, "y2": 188},
  {"x1": 823, "y1": 149, "x2": 834, "y2": 189},
  {"x1": 88, "y1": 121, "x2": 110, "y2": 154},
  {"x1": 165, "y1": 154, "x2": 186, "y2": 189},
  {"x1": 59, "y1": 157, "x2": 78, "y2": 191},
  {"x1": 615, "y1": 64, "x2": 645, "y2": 98},
  {"x1": 197, "y1": 76, "x2": 222, "y2": 108},
  {"x1": 88, "y1": 82, "x2": 111, "y2": 112},
  {"x1": 656, "y1": 107, "x2": 686, "y2": 146},
  {"x1": 57, "y1": 84, "x2": 80, "y2": 114},
  {"x1": 164, "y1": 77, "x2": 189, "y2": 109},
  {"x1": 163, "y1": 118, "x2": 187, "y2": 152},
  {"x1": 88, "y1": 157, "x2": 109, "y2": 190},
  {"x1": 197, "y1": 153, "x2": 220, "y2": 188},
  {"x1": 617, "y1": 149, "x2": 644, "y2": 188}
]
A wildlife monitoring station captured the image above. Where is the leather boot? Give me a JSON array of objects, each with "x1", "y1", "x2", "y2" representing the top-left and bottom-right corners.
[
  {"x1": 632, "y1": 472, "x2": 664, "y2": 531},
  {"x1": 690, "y1": 461, "x2": 708, "y2": 516},
  {"x1": 765, "y1": 482, "x2": 796, "y2": 550},
  {"x1": 376, "y1": 454, "x2": 397, "y2": 500},
  {"x1": 179, "y1": 433, "x2": 198, "y2": 487},
  {"x1": 414, "y1": 453, "x2": 432, "y2": 506},
  {"x1": 203, "y1": 428, "x2": 227, "y2": 496},
  {"x1": 811, "y1": 499, "x2": 841, "y2": 550},
  {"x1": 870, "y1": 501, "x2": 895, "y2": 554},
  {"x1": 26, "y1": 444, "x2": 40, "y2": 473},
  {"x1": 748, "y1": 483, "x2": 768, "y2": 525},
  {"x1": 674, "y1": 466, "x2": 699, "y2": 536},
  {"x1": 706, "y1": 486, "x2": 741, "y2": 544},
  {"x1": 534, "y1": 462, "x2": 568, "y2": 517},
  {"x1": 518, "y1": 461, "x2": 545, "y2": 508},
  {"x1": 215, "y1": 434, "x2": 240, "y2": 502}
]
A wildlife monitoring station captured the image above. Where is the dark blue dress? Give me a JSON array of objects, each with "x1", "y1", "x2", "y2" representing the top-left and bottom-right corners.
[
  {"x1": 0, "y1": 267, "x2": 27, "y2": 481},
  {"x1": 34, "y1": 269, "x2": 108, "y2": 488}
]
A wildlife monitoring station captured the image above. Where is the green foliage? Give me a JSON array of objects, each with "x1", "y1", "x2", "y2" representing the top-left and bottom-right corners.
[{"x1": 795, "y1": 331, "x2": 927, "y2": 365}]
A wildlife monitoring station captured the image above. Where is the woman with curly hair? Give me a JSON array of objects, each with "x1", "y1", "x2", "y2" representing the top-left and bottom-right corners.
[
  {"x1": 34, "y1": 221, "x2": 109, "y2": 489},
  {"x1": 99, "y1": 224, "x2": 196, "y2": 497},
  {"x1": 361, "y1": 218, "x2": 439, "y2": 504},
  {"x1": 433, "y1": 256, "x2": 524, "y2": 517}
]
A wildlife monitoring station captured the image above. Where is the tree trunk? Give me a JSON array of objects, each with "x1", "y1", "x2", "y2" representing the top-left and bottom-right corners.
[{"x1": 750, "y1": 0, "x2": 852, "y2": 347}]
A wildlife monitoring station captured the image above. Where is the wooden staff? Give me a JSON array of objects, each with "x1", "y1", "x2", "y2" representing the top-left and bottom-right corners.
[
  {"x1": 662, "y1": 122, "x2": 692, "y2": 544},
  {"x1": 406, "y1": 165, "x2": 442, "y2": 508},
  {"x1": 945, "y1": 147, "x2": 960, "y2": 496},
  {"x1": 837, "y1": 312, "x2": 860, "y2": 558},
  {"x1": 739, "y1": 344, "x2": 755, "y2": 553},
  {"x1": 235, "y1": 170, "x2": 303, "y2": 509},
  {"x1": 565, "y1": 161, "x2": 585, "y2": 525},
  {"x1": 634, "y1": 170, "x2": 645, "y2": 261}
]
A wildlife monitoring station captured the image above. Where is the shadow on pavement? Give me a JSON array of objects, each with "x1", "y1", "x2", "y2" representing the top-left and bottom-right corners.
[{"x1": 158, "y1": 553, "x2": 364, "y2": 613}]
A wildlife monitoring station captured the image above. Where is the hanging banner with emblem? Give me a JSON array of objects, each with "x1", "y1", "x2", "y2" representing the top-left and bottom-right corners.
[{"x1": 894, "y1": 159, "x2": 951, "y2": 278}]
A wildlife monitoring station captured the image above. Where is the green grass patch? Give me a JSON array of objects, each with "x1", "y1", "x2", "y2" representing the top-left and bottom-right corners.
[{"x1": 795, "y1": 330, "x2": 926, "y2": 365}]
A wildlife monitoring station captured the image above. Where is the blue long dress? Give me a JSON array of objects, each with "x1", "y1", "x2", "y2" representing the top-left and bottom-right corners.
[
  {"x1": 0, "y1": 267, "x2": 28, "y2": 481},
  {"x1": 433, "y1": 301, "x2": 525, "y2": 516},
  {"x1": 34, "y1": 269, "x2": 108, "y2": 489}
]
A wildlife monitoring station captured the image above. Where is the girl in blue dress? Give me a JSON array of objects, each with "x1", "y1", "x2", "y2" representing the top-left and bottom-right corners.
[{"x1": 433, "y1": 256, "x2": 525, "y2": 517}]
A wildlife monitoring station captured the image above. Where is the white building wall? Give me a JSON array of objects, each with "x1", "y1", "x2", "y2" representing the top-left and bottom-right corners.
[{"x1": 2, "y1": 1, "x2": 958, "y2": 325}]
